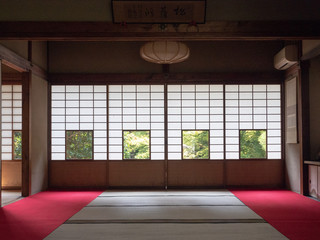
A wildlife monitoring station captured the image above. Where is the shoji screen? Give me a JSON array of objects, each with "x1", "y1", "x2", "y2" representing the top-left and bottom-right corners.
[
  {"x1": 167, "y1": 85, "x2": 224, "y2": 160},
  {"x1": 51, "y1": 85, "x2": 108, "y2": 160},
  {"x1": 225, "y1": 84, "x2": 281, "y2": 159},
  {"x1": 1, "y1": 85, "x2": 22, "y2": 160},
  {"x1": 108, "y1": 85, "x2": 165, "y2": 160}
]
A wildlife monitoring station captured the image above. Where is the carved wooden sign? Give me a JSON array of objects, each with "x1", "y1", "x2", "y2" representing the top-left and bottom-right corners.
[{"x1": 112, "y1": 0, "x2": 206, "y2": 23}]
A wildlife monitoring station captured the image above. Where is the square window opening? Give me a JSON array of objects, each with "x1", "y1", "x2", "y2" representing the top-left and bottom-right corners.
[
  {"x1": 240, "y1": 130, "x2": 267, "y2": 159},
  {"x1": 182, "y1": 130, "x2": 209, "y2": 159},
  {"x1": 123, "y1": 130, "x2": 150, "y2": 160},
  {"x1": 66, "y1": 130, "x2": 93, "y2": 160}
]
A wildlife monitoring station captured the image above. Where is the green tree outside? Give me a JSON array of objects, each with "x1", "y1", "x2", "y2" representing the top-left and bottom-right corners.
[
  {"x1": 240, "y1": 130, "x2": 266, "y2": 158},
  {"x1": 66, "y1": 130, "x2": 93, "y2": 159},
  {"x1": 123, "y1": 131, "x2": 150, "y2": 159},
  {"x1": 13, "y1": 131, "x2": 22, "y2": 160},
  {"x1": 183, "y1": 130, "x2": 209, "y2": 159}
]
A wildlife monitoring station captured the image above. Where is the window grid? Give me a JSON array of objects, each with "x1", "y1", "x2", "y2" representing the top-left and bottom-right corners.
[
  {"x1": 51, "y1": 85, "x2": 107, "y2": 160},
  {"x1": 50, "y1": 83, "x2": 281, "y2": 161},
  {"x1": 225, "y1": 84, "x2": 281, "y2": 159},
  {"x1": 109, "y1": 85, "x2": 165, "y2": 160},
  {"x1": 1, "y1": 85, "x2": 22, "y2": 160},
  {"x1": 167, "y1": 85, "x2": 224, "y2": 160}
]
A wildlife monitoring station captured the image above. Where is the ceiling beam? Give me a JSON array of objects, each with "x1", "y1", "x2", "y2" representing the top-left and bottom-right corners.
[{"x1": 1, "y1": 21, "x2": 320, "y2": 41}]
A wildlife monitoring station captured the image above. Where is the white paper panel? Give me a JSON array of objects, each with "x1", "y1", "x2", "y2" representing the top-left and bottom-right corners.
[
  {"x1": 151, "y1": 85, "x2": 164, "y2": 92},
  {"x1": 196, "y1": 85, "x2": 209, "y2": 92},
  {"x1": 108, "y1": 153, "x2": 122, "y2": 160},
  {"x1": 182, "y1": 122, "x2": 195, "y2": 129},
  {"x1": 94, "y1": 146, "x2": 107, "y2": 153},
  {"x1": 196, "y1": 122, "x2": 209, "y2": 129},
  {"x1": 123, "y1": 85, "x2": 136, "y2": 92},
  {"x1": 168, "y1": 85, "x2": 181, "y2": 91},
  {"x1": 2, "y1": 131, "x2": 12, "y2": 137},
  {"x1": 51, "y1": 131, "x2": 65, "y2": 138},
  {"x1": 239, "y1": 122, "x2": 252, "y2": 129},
  {"x1": 239, "y1": 85, "x2": 252, "y2": 91},
  {"x1": 66, "y1": 101, "x2": 79, "y2": 107},
  {"x1": 80, "y1": 101, "x2": 93, "y2": 108},
  {"x1": 226, "y1": 93, "x2": 238, "y2": 99},
  {"x1": 225, "y1": 85, "x2": 238, "y2": 91},
  {"x1": 52, "y1": 86, "x2": 65, "y2": 92},
  {"x1": 2, "y1": 85, "x2": 12, "y2": 92},
  {"x1": 168, "y1": 153, "x2": 181, "y2": 159},
  {"x1": 210, "y1": 92, "x2": 223, "y2": 99},
  {"x1": 210, "y1": 153, "x2": 224, "y2": 159},
  {"x1": 137, "y1": 85, "x2": 150, "y2": 92},
  {"x1": 2, "y1": 154, "x2": 12, "y2": 160},
  {"x1": 226, "y1": 152, "x2": 239, "y2": 159},
  {"x1": 66, "y1": 123, "x2": 79, "y2": 130},
  {"x1": 211, "y1": 138, "x2": 224, "y2": 145},
  {"x1": 253, "y1": 85, "x2": 266, "y2": 91},
  {"x1": 2, "y1": 138, "x2": 12, "y2": 145},
  {"x1": 51, "y1": 101, "x2": 66, "y2": 107},
  {"x1": 268, "y1": 152, "x2": 281, "y2": 159},
  {"x1": 94, "y1": 153, "x2": 107, "y2": 160},
  {"x1": 151, "y1": 153, "x2": 164, "y2": 160},
  {"x1": 135, "y1": 121, "x2": 150, "y2": 129},
  {"x1": 109, "y1": 85, "x2": 122, "y2": 92},
  {"x1": 137, "y1": 101, "x2": 150, "y2": 107},
  {"x1": 152, "y1": 130, "x2": 165, "y2": 137},
  {"x1": 13, "y1": 93, "x2": 22, "y2": 100},
  {"x1": 182, "y1": 92, "x2": 195, "y2": 99},
  {"x1": 13, "y1": 85, "x2": 22, "y2": 92}
]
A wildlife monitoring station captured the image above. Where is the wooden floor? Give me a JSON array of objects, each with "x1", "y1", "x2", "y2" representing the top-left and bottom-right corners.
[{"x1": 45, "y1": 190, "x2": 287, "y2": 240}]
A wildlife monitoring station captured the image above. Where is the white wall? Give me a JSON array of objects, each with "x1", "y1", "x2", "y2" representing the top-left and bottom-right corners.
[{"x1": 30, "y1": 74, "x2": 48, "y2": 194}]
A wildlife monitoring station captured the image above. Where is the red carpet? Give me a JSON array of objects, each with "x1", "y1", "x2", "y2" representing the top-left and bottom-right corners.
[
  {"x1": 0, "y1": 190, "x2": 102, "y2": 240},
  {"x1": 231, "y1": 190, "x2": 320, "y2": 240}
]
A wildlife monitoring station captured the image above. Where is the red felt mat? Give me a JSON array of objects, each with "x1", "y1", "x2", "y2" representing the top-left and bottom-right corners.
[
  {"x1": 231, "y1": 190, "x2": 320, "y2": 240},
  {"x1": 0, "y1": 190, "x2": 102, "y2": 240}
]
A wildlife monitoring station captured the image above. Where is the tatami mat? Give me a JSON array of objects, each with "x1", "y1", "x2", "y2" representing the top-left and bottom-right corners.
[
  {"x1": 99, "y1": 190, "x2": 233, "y2": 197},
  {"x1": 88, "y1": 195, "x2": 243, "y2": 207},
  {"x1": 45, "y1": 223, "x2": 287, "y2": 240},
  {"x1": 45, "y1": 190, "x2": 287, "y2": 240},
  {"x1": 70, "y1": 205, "x2": 261, "y2": 222}
]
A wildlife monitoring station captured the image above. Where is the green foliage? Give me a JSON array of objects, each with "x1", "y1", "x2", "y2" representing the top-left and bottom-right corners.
[
  {"x1": 13, "y1": 131, "x2": 22, "y2": 160},
  {"x1": 183, "y1": 130, "x2": 209, "y2": 159},
  {"x1": 66, "y1": 131, "x2": 93, "y2": 160},
  {"x1": 123, "y1": 131, "x2": 150, "y2": 159},
  {"x1": 240, "y1": 130, "x2": 266, "y2": 159}
]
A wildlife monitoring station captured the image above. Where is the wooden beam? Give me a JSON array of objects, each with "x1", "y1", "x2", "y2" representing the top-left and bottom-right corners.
[
  {"x1": 0, "y1": 44, "x2": 29, "y2": 72},
  {"x1": 0, "y1": 44, "x2": 48, "y2": 80},
  {"x1": 1, "y1": 21, "x2": 320, "y2": 41},
  {"x1": 2, "y1": 73, "x2": 23, "y2": 83},
  {"x1": 22, "y1": 72, "x2": 31, "y2": 197},
  {"x1": 49, "y1": 72, "x2": 284, "y2": 85},
  {"x1": 301, "y1": 44, "x2": 320, "y2": 61}
]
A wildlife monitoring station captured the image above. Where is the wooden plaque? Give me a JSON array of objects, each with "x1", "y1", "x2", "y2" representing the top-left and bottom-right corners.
[{"x1": 112, "y1": 0, "x2": 206, "y2": 23}]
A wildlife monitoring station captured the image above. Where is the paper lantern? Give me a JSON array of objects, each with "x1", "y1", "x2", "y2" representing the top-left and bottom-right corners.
[{"x1": 140, "y1": 41, "x2": 190, "y2": 64}]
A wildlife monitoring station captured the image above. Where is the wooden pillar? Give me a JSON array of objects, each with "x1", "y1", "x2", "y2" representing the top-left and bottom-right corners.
[
  {"x1": 300, "y1": 61, "x2": 310, "y2": 195},
  {"x1": 22, "y1": 72, "x2": 31, "y2": 197}
]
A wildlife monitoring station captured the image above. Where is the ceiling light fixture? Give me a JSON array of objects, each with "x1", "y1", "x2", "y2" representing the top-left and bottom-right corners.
[{"x1": 140, "y1": 41, "x2": 190, "y2": 64}]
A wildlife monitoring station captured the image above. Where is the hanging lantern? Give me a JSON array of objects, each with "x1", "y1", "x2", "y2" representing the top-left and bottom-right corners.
[{"x1": 140, "y1": 41, "x2": 190, "y2": 64}]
